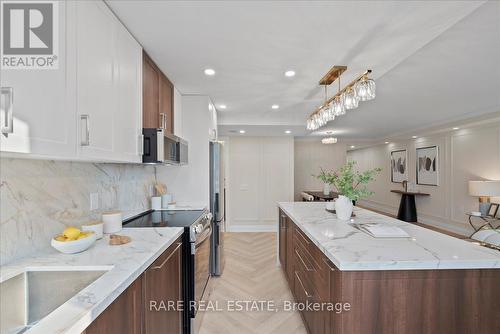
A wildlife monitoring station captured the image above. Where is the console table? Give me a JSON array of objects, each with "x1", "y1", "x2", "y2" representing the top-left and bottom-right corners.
[{"x1": 391, "y1": 190, "x2": 430, "y2": 222}]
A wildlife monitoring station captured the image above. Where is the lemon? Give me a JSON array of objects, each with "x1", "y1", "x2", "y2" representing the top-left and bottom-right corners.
[{"x1": 63, "y1": 226, "x2": 81, "y2": 239}]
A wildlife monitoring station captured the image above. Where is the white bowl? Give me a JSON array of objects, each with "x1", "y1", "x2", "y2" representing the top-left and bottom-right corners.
[{"x1": 51, "y1": 233, "x2": 97, "y2": 254}]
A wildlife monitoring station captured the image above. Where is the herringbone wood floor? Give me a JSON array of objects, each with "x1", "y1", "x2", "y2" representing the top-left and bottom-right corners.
[{"x1": 198, "y1": 232, "x2": 307, "y2": 334}]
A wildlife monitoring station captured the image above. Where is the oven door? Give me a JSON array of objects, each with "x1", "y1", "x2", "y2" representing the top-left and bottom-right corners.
[{"x1": 194, "y1": 225, "x2": 211, "y2": 314}]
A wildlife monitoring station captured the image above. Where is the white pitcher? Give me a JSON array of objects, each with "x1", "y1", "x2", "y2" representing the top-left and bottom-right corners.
[{"x1": 335, "y1": 195, "x2": 353, "y2": 220}]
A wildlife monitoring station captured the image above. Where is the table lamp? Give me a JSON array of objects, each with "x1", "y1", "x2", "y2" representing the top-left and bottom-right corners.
[{"x1": 468, "y1": 180, "x2": 500, "y2": 216}]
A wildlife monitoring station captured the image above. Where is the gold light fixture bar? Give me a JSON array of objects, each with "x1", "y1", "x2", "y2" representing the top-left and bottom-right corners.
[
  {"x1": 318, "y1": 65, "x2": 347, "y2": 85},
  {"x1": 312, "y1": 69, "x2": 372, "y2": 116}
]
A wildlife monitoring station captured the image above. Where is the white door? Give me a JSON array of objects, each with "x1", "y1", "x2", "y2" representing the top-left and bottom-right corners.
[
  {"x1": 114, "y1": 23, "x2": 142, "y2": 163},
  {"x1": 76, "y1": 0, "x2": 116, "y2": 160},
  {"x1": 0, "y1": 1, "x2": 76, "y2": 157}
]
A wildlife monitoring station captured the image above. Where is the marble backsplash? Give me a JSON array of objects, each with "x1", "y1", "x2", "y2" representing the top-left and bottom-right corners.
[{"x1": 0, "y1": 158, "x2": 158, "y2": 265}]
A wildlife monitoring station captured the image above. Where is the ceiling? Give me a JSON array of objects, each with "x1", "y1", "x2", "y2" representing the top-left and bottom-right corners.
[{"x1": 107, "y1": 0, "x2": 500, "y2": 140}]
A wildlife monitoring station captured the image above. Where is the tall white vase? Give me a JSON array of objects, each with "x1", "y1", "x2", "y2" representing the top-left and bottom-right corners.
[
  {"x1": 323, "y1": 183, "x2": 331, "y2": 195},
  {"x1": 335, "y1": 195, "x2": 353, "y2": 220}
]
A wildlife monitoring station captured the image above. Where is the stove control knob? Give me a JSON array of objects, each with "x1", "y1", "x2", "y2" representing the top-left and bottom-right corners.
[{"x1": 205, "y1": 212, "x2": 213, "y2": 221}]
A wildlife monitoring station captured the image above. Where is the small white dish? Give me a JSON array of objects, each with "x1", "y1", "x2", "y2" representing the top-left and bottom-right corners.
[
  {"x1": 470, "y1": 211, "x2": 482, "y2": 217},
  {"x1": 51, "y1": 233, "x2": 97, "y2": 254},
  {"x1": 167, "y1": 202, "x2": 176, "y2": 210}
]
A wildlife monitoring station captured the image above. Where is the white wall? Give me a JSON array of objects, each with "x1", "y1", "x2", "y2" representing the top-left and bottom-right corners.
[
  {"x1": 294, "y1": 139, "x2": 347, "y2": 200},
  {"x1": 156, "y1": 95, "x2": 214, "y2": 208},
  {"x1": 347, "y1": 119, "x2": 500, "y2": 235},
  {"x1": 225, "y1": 136, "x2": 294, "y2": 232}
]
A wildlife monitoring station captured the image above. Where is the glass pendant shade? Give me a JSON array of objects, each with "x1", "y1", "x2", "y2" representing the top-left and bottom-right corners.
[
  {"x1": 343, "y1": 88, "x2": 359, "y2": 110},
  {"x1": 333, "y1": 96, "x2": 346, "y2": 116},
  {"x1": 355, "y1": 77, "x2": 376, "y2": 101}
]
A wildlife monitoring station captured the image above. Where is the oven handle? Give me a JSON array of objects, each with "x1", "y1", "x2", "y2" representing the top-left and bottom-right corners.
[
  {"x1": 151, "y1": 242, "x2": 182, "y2": 270},
  {"x1": 195, "y1": 226, "x2": 212, "y2": 247}
]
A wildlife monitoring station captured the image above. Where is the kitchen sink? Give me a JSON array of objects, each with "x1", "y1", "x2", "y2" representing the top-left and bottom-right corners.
[{"x1": 0, "y1": 270, "x2": 107, "y2": 334}]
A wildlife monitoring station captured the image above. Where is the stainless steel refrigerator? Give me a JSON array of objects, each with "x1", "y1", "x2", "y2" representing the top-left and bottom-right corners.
[{"x1": 209, "y1": 141, "x2": 225, "y2": 276}]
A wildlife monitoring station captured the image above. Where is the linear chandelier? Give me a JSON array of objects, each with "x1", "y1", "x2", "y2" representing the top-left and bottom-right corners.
[
  {"x1": 307, "y1": 66, "x2": 375, "y2": 131},
  {"x1": 321, "y1": 137, "x2": 337, "y2": 144}
]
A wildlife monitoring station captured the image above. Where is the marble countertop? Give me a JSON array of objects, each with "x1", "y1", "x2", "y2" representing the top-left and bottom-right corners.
[
  {"x1": 0, "y1": 226, "x2": 184, "y2": 334},
  {"x1": 278, "y1": 202, "x2": 500, "y2": 271}
]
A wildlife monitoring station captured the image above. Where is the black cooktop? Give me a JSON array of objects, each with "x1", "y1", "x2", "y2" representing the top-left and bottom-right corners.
[{"x1": 123, "y1": 210, "x2": 204, "y2": 228}]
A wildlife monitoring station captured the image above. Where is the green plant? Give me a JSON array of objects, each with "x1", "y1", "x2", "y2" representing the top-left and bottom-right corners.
[{"x1": 314, "y1": 161, "x2": 382, "y2": 201}]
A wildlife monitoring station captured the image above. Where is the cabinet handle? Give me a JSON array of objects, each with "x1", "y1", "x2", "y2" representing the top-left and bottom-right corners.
[
  {"x1": 322, "y1": 257, "x2": 337, "y2": 271},
  {"x1": 80, "y1": 115, "x2": 90, "y2": 146},
  {"x1": 295, "y1": 271, "x2": 313, "y2": 298},
  {"x1": 138, "y1": 134, "x2": 144, "y2": 155},
  {"x1": 296, "y1": 228, "x2": 310, "y2": 245},
  {"x1": 1, "y1": 87, "x2": 14, "y2": 137},
  {"x1": 295, "y1": 249, "x2": 314, "y2": 272},
  {"x1": 159, "y1": 113, "x2": 166, "y2": 129},
  {"x1": 151, "y1": 242, "x2": 182, "y2": 270}
]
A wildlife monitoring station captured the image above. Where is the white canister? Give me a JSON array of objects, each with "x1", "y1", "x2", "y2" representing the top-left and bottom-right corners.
[
  {"x1": 151, "y1": 196, "x2": 162, "y2": 210},
  {"x1": 82, "y1": 221, "x2": 104, "y2": 239},
  {"x1": 102, "y1": 211, "x2": 122, "y2": 234},
  {"x1": 161, "y1": 194, "x2": 173, "y2": 208}
]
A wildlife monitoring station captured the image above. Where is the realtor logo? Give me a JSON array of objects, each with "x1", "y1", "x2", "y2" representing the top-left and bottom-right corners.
[{"x1": 1, "y1": 1, "x2": 59, "y2": 69}]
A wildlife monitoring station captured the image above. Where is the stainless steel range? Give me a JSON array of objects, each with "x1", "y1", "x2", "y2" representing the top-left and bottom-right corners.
[{"x1": 123, "y1": 209, "x2": 212, "y2": 334}]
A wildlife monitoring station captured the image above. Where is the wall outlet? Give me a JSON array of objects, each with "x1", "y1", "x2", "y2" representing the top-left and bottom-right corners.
[{"x1": 90, "y1": 193, "x2": 99, "y2": 211}]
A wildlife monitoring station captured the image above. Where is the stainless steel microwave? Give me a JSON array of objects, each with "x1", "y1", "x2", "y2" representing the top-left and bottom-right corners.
[{"x1": 142, "y1": 128, "x2": 188, "y2": 165}]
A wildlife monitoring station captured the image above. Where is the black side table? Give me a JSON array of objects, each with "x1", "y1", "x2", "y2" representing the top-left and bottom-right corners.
[{"x1": 391, "y1": 190, "x2": 430, "y2": 223}]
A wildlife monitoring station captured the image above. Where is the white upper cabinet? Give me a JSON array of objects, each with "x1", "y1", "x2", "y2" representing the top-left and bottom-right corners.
[
  {"x1": 0, "y1": 0, "x2": 142, "y2": 163},
  {"x1": 0, "y1": 0, "x2": 76, "y2": 156},
  {"x1": 76, "y1": 0, "x2": 142, "y2": 163}
]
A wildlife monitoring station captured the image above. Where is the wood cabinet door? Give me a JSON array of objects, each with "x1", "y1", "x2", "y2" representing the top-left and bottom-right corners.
[
  {"x1": 83, "y1": 276, "x2": 143, "y2": 334},
  {"x1": 159, "y1": 74, "x2": 174, "y2": 134},
  {"x1": 142, "y1": 53, "x2": 160, "y2": 128},
  {"x1": 143, "y1": 238, "x2": 183, "y2": 334},
  {"x1": 279, "y1": 210, "x2": 287, "y2": 268},
  {"x1": 286, "y1": 217, "x2": 295, "y2": 286}
]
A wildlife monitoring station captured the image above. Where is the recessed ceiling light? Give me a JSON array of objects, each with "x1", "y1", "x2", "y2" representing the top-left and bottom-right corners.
[
  {"x1": 412, "y1": 136, "x2": 417, "y2": 139},
  {"x1": 285, "y1": 130, "x2": 291, "y2": 134},
  {"x1": 239, "y1": 130, "x2": 245, "y2": 134},
  {"x1": 271, "y1": 104, "x2": 279, "y2": 109},
  {"x1": 385, "y1": 141, "x2": 389, "y2": 144},
  {"x1": 284, "y1": 70, "x2": 296, "y2": 77},
  {"x1": 204, "y1": 68, "x2": 215, "y2": 76},
  {"x1": 350, "y1": 145, "x2": 356, "y2": 149},
  {"x1": 219, "y1": 104, "x2": 227, "y2": 109},
  {"x1": 452, "y1": 127, "x2": 460, "y2": 130}
]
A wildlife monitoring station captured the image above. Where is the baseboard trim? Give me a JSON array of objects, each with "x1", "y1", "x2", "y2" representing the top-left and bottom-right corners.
[{"x1": 227, "y1": 225, "x2": 277, "y2": 232}]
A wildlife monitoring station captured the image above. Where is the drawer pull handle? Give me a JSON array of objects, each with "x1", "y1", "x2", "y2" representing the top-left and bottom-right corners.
[
  {"x1": 151, "y1": 242, "x2": 182, "y2": 270},
  {"x1": 295, "y1": 228, "x2": 310, "y2": 245},
  {"x1": 295, "y1": 249, "x2": 314, "y2": 272},
  {"x1": 295, "y1": 271, "x2": 312, "y2": 298},
  {"x1": 1, "y1": 87, "x2": 13, "y2": 137},
  {"x1": 322, "y1": 257, "x2": 337, "y2": 271}
]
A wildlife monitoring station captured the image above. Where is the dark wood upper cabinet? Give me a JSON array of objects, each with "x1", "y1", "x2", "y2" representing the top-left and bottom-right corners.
[
  {"x1": 143, "y1": 238, "x2": 183, "y2": 334},
  {"x1": 159, "y1": 73, "x2": 174, "y2": 134},
  {"x1": 82, "y1": 275, "x2": 143, "y2": 334},
  {"x1": 142, "y1": 51, "x2": 174, "y2": 134},
  {"x1": 143, "y1": 53, "x2": 159, "y2": 128}
]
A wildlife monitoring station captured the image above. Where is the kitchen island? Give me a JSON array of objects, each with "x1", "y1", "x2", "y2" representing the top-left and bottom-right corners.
[{"x1": 277, "y1": 202, "x2": 500, "y2": 334}]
